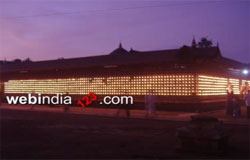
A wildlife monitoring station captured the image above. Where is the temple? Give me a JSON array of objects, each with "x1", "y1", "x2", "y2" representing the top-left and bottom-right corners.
[{"x1": 0, "y1": 41, "x2": 249, "y2": 106}]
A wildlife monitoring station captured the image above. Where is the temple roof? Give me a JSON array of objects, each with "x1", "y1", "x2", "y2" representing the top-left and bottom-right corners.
[
  {"x1": 0, "y1": 46, "x2": 246, "y2": 73},
  {"x1": 109, "y1": 43, "x2": 129, "y2": 55}
]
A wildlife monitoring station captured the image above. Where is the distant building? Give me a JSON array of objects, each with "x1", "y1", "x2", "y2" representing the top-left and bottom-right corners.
[{"x1": 0, "y1": 41, "x2": 249, "y2": 104}]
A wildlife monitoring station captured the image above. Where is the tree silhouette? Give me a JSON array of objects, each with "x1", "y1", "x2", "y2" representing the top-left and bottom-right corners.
[
  {"x1": 13, "y1": 59, "x2": 22, "y2": 63},
  {"x1": 197, "y1": 37, "x2": 213, "y2": 48},
  {"x1": 24, "y1": 58, "x2": 32, "y2": 62}
]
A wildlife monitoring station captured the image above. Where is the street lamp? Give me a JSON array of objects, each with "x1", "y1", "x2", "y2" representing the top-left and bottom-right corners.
[{"x1": 242, "y1": 69, "x2": 249, "y2": 75}]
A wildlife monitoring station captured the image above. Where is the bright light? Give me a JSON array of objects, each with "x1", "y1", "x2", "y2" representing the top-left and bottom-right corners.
[{"x1": 242, "y1": 69, "x2": 249, "y2": 75}]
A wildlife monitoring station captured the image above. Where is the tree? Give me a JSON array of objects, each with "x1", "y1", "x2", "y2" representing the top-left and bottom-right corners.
[
  {"x1": 13, "y1": 59, "x2": 22, "y2": 63},
  {"x1": 197, "y1": 37, "x2": 213, "y2": 48},
  {"x1": 24, "y1": 58, "x2": 32, "y2": 62}
]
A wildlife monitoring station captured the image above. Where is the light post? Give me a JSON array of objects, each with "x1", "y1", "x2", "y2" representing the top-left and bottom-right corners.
[{"x1": 242, "y1": 69, "x2": 249, "y2": 75}]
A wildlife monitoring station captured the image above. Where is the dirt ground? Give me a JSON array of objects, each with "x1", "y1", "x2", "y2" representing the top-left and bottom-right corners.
[{"x1": 0, "y1": 108, "x2": 249, "y2": 159}]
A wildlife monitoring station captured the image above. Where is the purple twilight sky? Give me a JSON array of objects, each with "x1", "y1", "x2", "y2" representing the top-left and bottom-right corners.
[{"x1": 0, "y1": 0, "x2": 249, "y2": 63}]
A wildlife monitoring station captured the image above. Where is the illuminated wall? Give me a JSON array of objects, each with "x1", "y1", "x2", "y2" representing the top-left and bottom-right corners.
[
  {"x1": 197, "y1": 75, "x2": 240, "y2": 95},
  {"x1": 242, "y1": 80, "x2": 250, "y2": 85},
  {"x1": 4, "y1": 74, "x2": 247, "y2": 96},
  {"x1": 4, "y1": 75, "x2": 195, "y2": 96}
]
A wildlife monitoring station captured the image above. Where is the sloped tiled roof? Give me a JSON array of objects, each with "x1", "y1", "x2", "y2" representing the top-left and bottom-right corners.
[{"x1": 0, "y1": 46, "x2": 246, "y2": 73}]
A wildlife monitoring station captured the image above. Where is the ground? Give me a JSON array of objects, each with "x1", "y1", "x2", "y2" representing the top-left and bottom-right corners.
[{"x1": 0, "y1": 108, "x2": 249, "y2": 159}]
